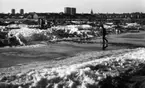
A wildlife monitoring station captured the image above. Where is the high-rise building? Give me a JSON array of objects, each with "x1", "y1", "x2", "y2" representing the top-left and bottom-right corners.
[
  {"x1": 64, "y1": 7, "x2": 76, "y2": 15},
  {"x1": 71, "y1": 8, "x2": 76, "y2": 15},
  {"x1": 64, "y1": 7, "x2": 71, "y2": 14},
  {"x1": 20, "y1": 9, "x2": 24, "y2": 14},
  {"x1": 11, "y1": 9, "x2": 15, "y2": 14}
]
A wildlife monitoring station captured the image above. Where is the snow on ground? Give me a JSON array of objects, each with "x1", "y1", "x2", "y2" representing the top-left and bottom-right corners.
[
  {"x1": 7, "y1": 27, "x2": 51, "y2": 45},
  {"x1": 0, "y1": 48, "x2": 145, "y2": 88},
  {"x1": 8, "y1": 27, "x2": 43, "y2": 40},
  {"x1": 52, "y1": 25, "x2": 92, "y2": 34},
  {"x1": 13, "y1": 44, "x2": 46, "y2": 49}
]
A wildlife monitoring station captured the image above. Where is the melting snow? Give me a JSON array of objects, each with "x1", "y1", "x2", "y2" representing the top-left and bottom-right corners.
[{"x1": 0, "y1": 48, "x2": 145, "y2": 88}]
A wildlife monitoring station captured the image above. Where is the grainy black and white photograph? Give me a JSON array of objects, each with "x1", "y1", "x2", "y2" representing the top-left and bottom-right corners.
[{"x1": 0, "y1": 0, "x2": 145, "y2": 88}]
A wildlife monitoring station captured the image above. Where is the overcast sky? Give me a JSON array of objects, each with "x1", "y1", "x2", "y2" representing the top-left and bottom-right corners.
[{"x1": 0, "y1": 0, "x2": 145, "y2": 13}]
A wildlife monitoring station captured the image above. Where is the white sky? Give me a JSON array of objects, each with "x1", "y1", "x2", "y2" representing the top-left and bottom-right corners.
[{"x1": 0, "y1": 0, "x2": 145, "y2": 13}]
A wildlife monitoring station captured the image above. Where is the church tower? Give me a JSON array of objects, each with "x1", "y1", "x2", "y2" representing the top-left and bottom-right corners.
[{"x1": 91, "y1": 9, "x2": 93, "y2": 15}]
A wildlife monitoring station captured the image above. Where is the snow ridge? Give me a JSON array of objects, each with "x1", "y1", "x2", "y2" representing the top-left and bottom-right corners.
[{"x1": 0, "y1": 48, "x2": 145, "y2": 88}]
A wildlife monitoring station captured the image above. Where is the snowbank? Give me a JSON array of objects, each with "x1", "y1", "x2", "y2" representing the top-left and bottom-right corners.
[
  {"x1": 0, "y1": 48, "x2": 145, "y2": 88},
  {"x1": 52, "y1": 25, "x2": 92, "y2": 33},
  {"x1": 8, "y1": 27, "x2": 51, "y2": 44}
]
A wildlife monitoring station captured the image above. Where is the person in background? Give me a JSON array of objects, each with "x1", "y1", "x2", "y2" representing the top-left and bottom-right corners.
[{"x1": 100, "y1": 24, "x2": 108, "y2": 50}]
